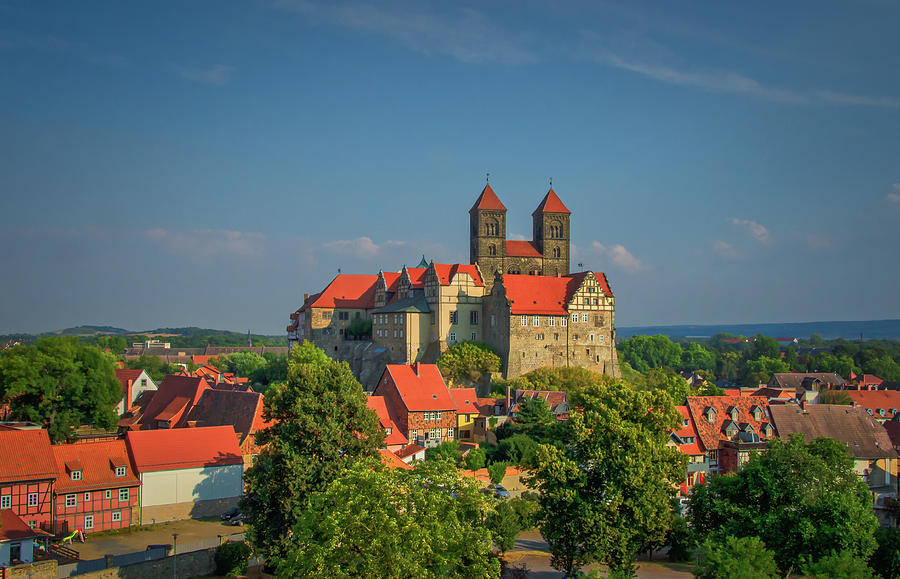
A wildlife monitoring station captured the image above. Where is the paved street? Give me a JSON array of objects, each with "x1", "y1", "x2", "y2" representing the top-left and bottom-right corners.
[{"x1": 75, "y1": 518, "x2": 242, "y2": 561}]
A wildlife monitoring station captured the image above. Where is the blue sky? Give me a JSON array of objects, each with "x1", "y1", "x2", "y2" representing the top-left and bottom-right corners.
[{"x1": 1, "y1": 1, "x2": 899, "y2": 334}]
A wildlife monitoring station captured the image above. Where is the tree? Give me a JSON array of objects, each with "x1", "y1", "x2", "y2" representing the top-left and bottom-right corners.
[
  {"x1": 486, "y1": 500, "x2": 521, "y2": 554},
  {"x1": 742, "y1": 356, "x2": 789, "y2": 387},
  {"x1": 277, "y1": 459, "x2": 500, "y2": 578},
  {"x1": 802, "y1": 550, "x2": 876, "y2": 579},
  {"x1": 750, "y1": 335, "x2": 781, "y2": 360},
  {"x1": 665, "y1": 515, "x2": 693, "y2": 562},
  {"x1": 487, "y1": 461, "x2": 508, "y2": 485},
  {"x1": 426, "y1": 440, "x2": 460, "y2": 464},
  {"x1": 496, "y1": 434, "x2": 540, "y2": 466},
  {"x1": 819, "y1": 389, "x2": 853, "y2": 405},
  {"x1": 863, "y1": 355, "x2": 900, "y2": 381},
  {"x1": 214, "y1": 541, "x2": 252, "y2": 576},
  {"x1": 680, "y1": 342, "x2": 715, "y2": 374},
  {"x1": 690, "y1": 435, "x2": 878, "y2": 573},
  {"x1": 499, "y1": 366, "x2": 601, "y2": 393},
  {"x1": 240, "y1": 341, "x2": 385, "y2": 562},
  {"x1": 225, "y1": 352, "x2": 268, "y2": 380},
  {"x1": 465, "y1": 447, "x2": 486, "y2": 471},
  {"x1": 617, "y1": 335, "x2": 682, "y2": 373},
  {"x1": 436, "y1": 342, "x2": 501, "y2": 386},
  {"x1": 528, "y1": 376, "x2": 685, "y2": 576},
  {"x1": 645, "y1": 369, "x2": 691, "y2": 404},
  {"x1": 715, "y1": 351, "x2": 742, "y2": 383},
  {"x1": 810, "y1": 353, "x2": 857, "y2": 377},
  {"x1": 871, "y1": 528, "x2": 900, "y2": 579},
  {"x1": 0, "y1": 338, "x2": 121, "y2": 442},
  {"x1": 345, "y1": 317, "x2": 372, "y2": 339},
  {"x1": 695, "y1": 536, "x2": 778, "y2": 579}
]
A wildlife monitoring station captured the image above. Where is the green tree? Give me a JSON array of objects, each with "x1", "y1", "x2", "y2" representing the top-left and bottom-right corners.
[
  {"x1": 214, "y1": 541, "x2": 252, "y2": 576},
  {"x1": 863, "y1": 354, "x2": 900, "y2": 381},
  {"x1": 871, "y1": 528, "x2": 900, "y2": 579},
  {"x1": 690, "y1": 435, "x2": 878, "y2": 573},
  {"x1": 751, "y1": 335, "x2": 781, "y2": 360},
  {"x1": 742, "y1": 356, "x2": 789, "y2": 387},
  {"x1": 617, "y1": 335, "x2": 682, "y2": 373},
  {"x1": 487, "y1": 461, "x2": 508, "y2": 485},
  {"x1": 811, "y1": 353, "x2": 857, "y2": 377},
  {"x1": 695, "y1": 536, "x2": 778, "y2": 579},
  {"x1": 645, "y1": 369, "x2": 691, "y2": 404},
  {"x1": 802, "y1": 550, "x2": 876, "y2": 579},
  {"x1": 345, "y1": 317, "x2": 372, "y2": 339},
  {"x1": 810, "y1": 333, "x2": 825, "y2": 347},
  {"x1": 496, "y1": 434, "x2": 540, "y2": 466},
  {"x1": 225, "y1": 351, "x2": 268, "y2": 380},
  {"x1": 528, "y1": 376, "x2": 685, "y2": 576},
  {"x1": 124, "y1": 354, "x2": 168, "y2": 382},
  {"x1": 819, "y1": 389, "x2": 853, "y2": 405},
  {"x1": 436, "y1": 341, "x2": 501, "y2": 386},
  {"x1": 0, "y1": 338, "x2": 121, "y2": 442},
  {"x1": 499, "y1": 366, "x2": 602, "y2": 393},
  {"x1": 715, "y1": 351, "x2": 742, "y2": 383},
  {"x1": 277, "y1": 458, "x2": 500, "y2": 578},
  {"x1": 665, "y1": 515, "x2": 693, "y2": 562},
  {"x1": 426, "y1": 440, "x2": 460, "y2": 464},
  {"x1": 486, "y1": 500, "x2": 521, "y2": 554},
  {"x1": 464, "y1": 447, "x2": 486, "y2": 471},
  {"x1": 680, "y1": 342, "x2": 715, "y2": 374},
  {"x1": 240, "y1": 341, "x2": 385, "y2": 562}
]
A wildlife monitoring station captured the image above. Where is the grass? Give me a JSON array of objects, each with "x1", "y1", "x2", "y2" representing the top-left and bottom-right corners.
[{"x1": 87, "y1": 524, "x2": 156, "y2": 538}]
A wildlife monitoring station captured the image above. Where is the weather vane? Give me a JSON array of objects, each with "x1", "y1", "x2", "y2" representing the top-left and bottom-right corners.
[
  {"x1": 486, "y1": 172, "x2": 490, "y2": 183},
  {"x1": 550, "y1": 177, "x2": 553, "y2": 187}
]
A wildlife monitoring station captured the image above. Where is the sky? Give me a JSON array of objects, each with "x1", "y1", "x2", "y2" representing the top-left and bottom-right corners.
[{"x1": 1, "y1": 0, "x2": 899, "y2": 335}]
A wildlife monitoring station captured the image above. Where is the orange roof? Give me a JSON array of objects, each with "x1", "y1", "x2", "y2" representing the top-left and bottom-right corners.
[
  {"x1": 432, "y1": 263, "x2": 484, "y2": 286},
  {"x1": 470, "y1": 183, "x2": 506, "y2": 211},
  {"x1": 51, "y1": 440, "x2": 141, "y2": 492},
  {"x1": 367, "y1": 396, "x2": 408, "y2": 446},
  {"x1": 381, "y1": 364, "x2": 456, "y2": 412},
  {"x1": 0, "y1": 429, "x2": 56, "y2": 484},
  {"x1": 139, "y1": 375, "x2": 210, "y2": 428},
  {"x1": 686, "y1": 396, "x2": 772, "y2": 452},
  {"x1": 0, "y1": 509, "x2": 50, "y2": 542},
  {"x1": 114, "y1": 368, "x2": 144, "y2": 387},
  {"x1": 406, "y1": 267, "x2": 428, "y2": 287},
  {"x1": 845, "y1": 390, "x2": 900, "y2": 420},
  {"x1": 449, "y1": 388, "x2": 479, "y2": 415},
  {"x1": 672, "y1": 406, "x2": 704, "y2": 456},
  {"x1": 532, "y1": 188, "x2": 571, "y2": 214},
  {"x1": 309, "y1": 274, "x2": 379, "y2": 309},
  {"x1": 125, "y1": 426, "x2": 243, "y2": 472},
  {"x1": 505, "y1": 240, "x2": 543, "y2": 258},
  {"x1": 192, "y1": 355, "x2": 214, "y2": 365},
  {"x1": 503, "y1": 274, "x2": 574, "y2": 315},
  {"x1": 395, "y1": 444, "x2": 426, "y2": 460},
  {"x1": 379, "y1": 449, "x2": 413, "y2": 470}
]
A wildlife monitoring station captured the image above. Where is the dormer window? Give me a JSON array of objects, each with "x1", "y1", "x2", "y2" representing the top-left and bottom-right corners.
[
  {"x1": 728, "y1": 407, "x2": 739, "y2": 422},
  {"x1": 705, "y1": 407, "x2": 717, "y2": 423},
  {"x1": 878, "y1": 408, "x2": 886, "y2": 417},
  {"x1": 742, "y1": 424, "x2": 755, "y2": 433},
  {"x1": 71, "y1": 470, "x2": 82, "y2": 481},
  {"x1": 750, "y1": 406, "x2": 762, "y2": 421},
  {"x1": 867, "y1": 408, "x2": 874, "y2": 415},
  {"x1": 682, "y1": 418, "x2": 689, "y2": 427},
  {"x1": 385, "y1": 427, "x2": 392, "y2": 435},
  {"x1": 115, "y1": 466, "x2": 127, "y2": 477},
  {"x1": 763, "y1": 424, "x2": 774, "y2": 436}
]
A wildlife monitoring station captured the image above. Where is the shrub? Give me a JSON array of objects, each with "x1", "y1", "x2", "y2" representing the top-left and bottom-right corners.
[
  {"x1": 803, "y1": 550, "x2": 876, "y2": 578},
  {"x1": 214, "y1": 540, "x2": 252, "y2": 576},
  {"x1": 695, "y1": 536, "x2": 778, "y2": 579},
  {"x1": 666, "y1": 515, "x2": 693, "y2": 562}
]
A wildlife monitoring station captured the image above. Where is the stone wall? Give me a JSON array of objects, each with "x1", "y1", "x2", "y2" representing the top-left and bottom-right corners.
[
  {"x1": 5, "y1": 558, "x2": 57, "y2": 579},
  {"x1": 138, "y1": 496, "x2": 239, "y2": 525},
  {"x1": 76, "y1": 548, "x2": 215, "y2": 579}
]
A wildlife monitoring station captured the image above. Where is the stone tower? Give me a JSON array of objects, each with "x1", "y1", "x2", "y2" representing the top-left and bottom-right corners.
[
  {"x1": 532, "y1": 188, "x2": 571, "y2": 276},
  {"x1": 469, "y1": 183, "x2": 507, "y2": 278}
]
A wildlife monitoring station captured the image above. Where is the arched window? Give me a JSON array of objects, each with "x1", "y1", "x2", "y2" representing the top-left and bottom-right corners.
[
  {"x1": 485, "y1": 221, "x2": 499, "y2": 236},
  {"x1": 553, "y1": 247, "x2": 561, "y2": 258},
  {"x1": 489, "y1": 244, "x2": 496, "y2": 256}
]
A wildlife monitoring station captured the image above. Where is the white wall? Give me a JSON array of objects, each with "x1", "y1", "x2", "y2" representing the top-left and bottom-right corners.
[
  {"x1": 140, "y1": 464, "x2": 243, "y2": 507},
  {"x1": 117, "y1": 370, "x2": 158, "y2": 415},
  {"x1": 0, "y1": 538, "x2": 34, "y2": 565}
]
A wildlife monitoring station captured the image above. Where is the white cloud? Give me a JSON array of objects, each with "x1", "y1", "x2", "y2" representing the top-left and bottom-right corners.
[
  {"x1": 144, "y1": 228, "x2": 267, "y2": 258},
  {"x1": 176, "y1": 64, "x2": 235, "y2": 86},
  {"x1": 507, "y1": 233, "x2": 527, "y2": 241},
  {"x1": 888, "y1": 184, "x2": 900, "y2": 204},
  {"x1": 591, "y1": 241, "x2": 645, "y2": 273},
  {"x1": 730, "y1": 218, "x2": 771, "y2": 245},
  {"x1": 320, "y1": 237, "x2": 408, "y2": 259},
  {"x1": 816, "y1": 90, "x2": 900, "y2": 109},
  {"x1": 712, "y1": 239, "x2": 738, "y2": 259}
]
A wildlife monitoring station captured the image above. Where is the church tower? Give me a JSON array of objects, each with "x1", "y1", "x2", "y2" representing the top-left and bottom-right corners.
[
  {"x1": 532, "y1": 187, "x2": 571, "y2": 276},
  {"x1": 469, "y1": 183, "x2": 507, "y2": 279}
]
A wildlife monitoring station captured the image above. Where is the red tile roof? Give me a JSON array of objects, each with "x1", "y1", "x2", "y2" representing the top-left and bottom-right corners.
[
  {"x1": 125, "y1": 426, "x2": 243, "y2": 472},
  {"x1": 532, "y1": 188, "x2": 571, "y2": 214},
  {"x1": 470, "y1": 183, "x2": 506, "y2": 211},
  {"x1": 501, "y1": 271, "x2": 612, "y2": 315},
  {"x1": 0, "y1": 429, "x2": 56, "y2": 484},
  {"x1": 379, "y1": 448, "x2": 413, "y2": 470},
  {"x1": 845, "y1": 390, "x2": 900, "y2": 420},
  {"x1": 309, "y1": 274, "x2": 380, "y2": 309},
  {"x1": 449, "y1": 388, "x2": 479, "y2": 415},
  {"x1": 51, "y1": 441, "x2": 141, "y2": 492},
  {"x1": 114, "y1": 369, "x2": 143, "y2": 388},
  {"x1": 138, "y1": 375, "x2": 210, "y2": 428},
  {"x1": 395, "y1": 444, "x2": 426, "y2": 460},
  {"x1": 432, "y1": 263, "x2": 484, "y2": 286},
  {"x1": 672, "y1": 406, "x2": 704, "y2": 456},
  {"x1": 0, "y1": 509, "x2": 50, "y2": 542},
  {"x1": 381, "y1": 364, "x2": 456, "y2": 412},
  {"x1": 187, "y1": 390, "x2": 270, "y2": 445},
  {"x1": 686, "y1": 395, "x2": 772, "y2": 452},
  {"x1": 367, "y1": 396, "x2": 408, "y2": 446},
  {"x1": 505, "y1": 240, "x2": 543, "y2": 258}
]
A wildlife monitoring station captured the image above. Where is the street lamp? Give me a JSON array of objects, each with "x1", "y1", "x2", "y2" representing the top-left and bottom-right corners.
[{"x1": 172, "y1": 533, "x2": 178, "y2": 579}]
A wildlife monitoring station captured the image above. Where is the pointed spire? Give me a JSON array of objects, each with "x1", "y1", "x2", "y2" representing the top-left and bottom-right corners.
[
  {"x1": 416, "y1": 255, "x2": 428, "y2": 269},
  {"x1": 470, "y1": 182, "x2": 507, "y2": 212},
  {"x1": 533, "y1": 187, "x2": 571, "y2": 215}
]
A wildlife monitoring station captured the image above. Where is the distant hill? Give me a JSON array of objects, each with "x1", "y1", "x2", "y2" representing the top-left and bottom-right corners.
[
  {"x1": 47, "y1": 325, "x2": 131, "y2": 336},
  {"x1": 618, "y1": 319, "x2": 900, "y2": 341},
  {"x1": 1, "y1": 326, "x2": 287, "y2": 347}
]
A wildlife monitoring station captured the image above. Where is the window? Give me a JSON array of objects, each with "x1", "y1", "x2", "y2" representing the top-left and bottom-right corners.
[
  {"x1": 682, "y1": 419, "x2": 689, "y2": 427},
  {"x1": 532, "y1": 315, "x2": 539, "y2": 327},
  {"x1": 84, "y1": 515, "x2": 94, "y2": 530},
  {"x1": 572, "y1": 313, "x2": 578, "y2": 323},
  {"x1": 105, "y1": 490, "x2": 112, "y2": 500},
  {"x1": 449, "y1": 332, "x2": 457, "y2": 342},
  {"x1": 470, "y1": 311, "x2": 478, "y2": 325},
  {"x1": 1, "y1": 496, "x2": 11, "y2": 509},
  {"x1": 548, "y1": 317, "x2": 555, "y2": 327},
  {"x1": 323, "y1": 311, "x2": 332, "y2": 319},
  {"x1": 471, "y1": 332, "x2": 477, "y2": 341},
  {"x1": 409, "y1": 429, "x2": 418, "y2": 440},
  {"x1": 447, "y1": 428, "x2": 454, "y2": 439},
  {"x1": 589, "y1": 333, "x2": 595, "y2": 341},
  {"x1": 560, "y1": 317, "x2": 567, "y2": 327},
  {"x1": 84, "y1": 492, "x2": 91, "y2": 502},
  {"x1": 394, "y1": 314, "x2": 399, "y2": 324},
  {"x1": 141, "y1": 378, "x2": 147, "y2": 387},
  {"x1": 595, "y1": 314, "x2": 604, "y2": 326},
  {"x1": 338, "y1": 311, "x2": 349, "y2": 321},
  {"x1": 573, "y1": 334, "x2": 579, "y2": 340},
  {"x1": 490, "y1": 315, "x2": 495, "y2": 327},
  {"x1": 428, "y1": 428, "x2": 441, "y2": 439},
  {"x1": 489, "y1": 244, "x2": 496, "y2": 256},
  {"x1": 112, "y1": 511, "x2": 122, "y2": 522},
  {"x1": 115, "y1": 466, "x2": 126, "y2": 477},
  {"x1": 399, "y1": 330, "x2": 404, "y2": 338},
  {"x1": 385, "y1": 427, "x2": 392, "y2": 435},
  {"x1": 71, "y1": 470, "x2": 82, "y2": 481},
  {"x1": 393, "y1": 330, "x2": 398, "y2": 338},
  {"x1": 553, "y1": 247, "x2": 561, "y2": 258},
  {"x1": 27, "y1": 493, "x2": 38, "y2": 507},
  {"x1": 65, "y1": 495, "x2": 76, "y2": 508},
  {"x1": 599, "y1": 335, "x2": 605, "y2": 344},
  {"x1": 118, "y1": 488, "x2": 129, "y2": 502},
  {"x1": 450, "y1": 311, "x2": 458, "y2": 325},
  {"x1": 554, "y1": 333, "x2": 559, "y2": 340}
]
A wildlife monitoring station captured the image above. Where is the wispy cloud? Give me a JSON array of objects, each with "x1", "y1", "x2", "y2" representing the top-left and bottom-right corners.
[
  {"x1": 730, "y1": 218, "x2": 771, "y2": 245},
  {"x1": 817, "y1": 90, "x2": 900, "y2": 109},
  {"x1": 274, "y1": 1, "x2": 538, "y2": 65},
  {"x1": 712, "y1": 239, "x2": 738, "y2": 259},
  {"x1": 145, "y1": 228, "x2": 266, "y2": 258},
  {"x1": 321, "y1": 236, "x2": 406, "y2": 259},
  {"x1": 175, "y1": 64, "x2": 235, "y2": 86},
  {"x1": 591, "y1": 242, "x2": 645, "y2": 273},
  {"x1": 888, "y1": 184, "x2": 900, "y2": 205}
]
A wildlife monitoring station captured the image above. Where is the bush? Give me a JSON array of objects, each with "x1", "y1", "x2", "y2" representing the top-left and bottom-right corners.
[
  {"x1": 666, "y1": 515, "x2": 693, "y2": 562},
  {"x1": 425, "y1": 440, "x2": 460, "y2": 464},
  {"x1": 214, "y1": 540, "x2": 252, "y2": 576},
  {"x1": 487, "y1": 461, "x2": 508, "y2": 485},
  {"x1": 465, "y1": 447, "x2": 486, "y2": 470},
  {"x1": 496, "y1": 434, "x2": 539, "y2": 466},
  {"x1": 695, "y1": 536, "x2": 778, "y2": 579},
  {"x1": 803, "y1": 550, "x2": 876, "y2": 578}
]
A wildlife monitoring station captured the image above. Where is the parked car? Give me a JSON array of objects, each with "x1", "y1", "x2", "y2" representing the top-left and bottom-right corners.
[
  {"x1": 229, "y1": 513, "x2": 247, "y2": 526},
  {"x1": 221, "y1": 508, "x2": 240, "y2": 521},
  {"x1": 493, "y1": 484, "x2": 510, "y2": 499}
]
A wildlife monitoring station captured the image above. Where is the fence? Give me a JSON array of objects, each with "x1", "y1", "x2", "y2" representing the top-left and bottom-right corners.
[{"x1": 57, "y1": 532, "x2": 245, "y2": 578}]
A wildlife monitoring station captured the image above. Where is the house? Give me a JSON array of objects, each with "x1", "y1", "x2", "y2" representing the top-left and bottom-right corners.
[
  {"x1": 113, "y1": 369, "x2": 157, "y2": 415},
  {"x1": 686, "y1": 395, "x2": 774, "y2": 474},
  {"x1": 132, "y1": 375, "x2": 210, "y2": 430},
  {"x1": 509, "y1": 390, "x2": 570, "y2": 421},
  {"x1": 844, "y1": 390, "x2": 900, "y2": 422},
  {"x1": 853, "y1": 374, "x2": 885, "y2": 391},
  {"x1": 366, "y1": 395, "x2": 408, "y2": 453},
  {"x1": 0, "y1": 429, "x2": 56, "y2": 530},
  {"x1": 768, "y1": 373, "x2": 845, "y2": 404},
  {"x1": 449, "y1": 388, "x2": 479, "y2": 442},
  {"x1": 184, "y1": 390, "x2": 271, "y2": 466},
  {"x1": 0, "y1": 509, "x2": 51, "y2": 568},
  {"x1": 394, "y1": 444, "x2": 427, "y2": 464},
  {"x1": 50, "y1": 441, "x2": 141, "y2": 534},
  {"x1": 670, "y1": 406, "x2": 707, "y2": 495},
  {"x1": 125, "y1": 426, "x2": 244, "y2": 522},
  {"x1": 372, "y1": 363, "x2": 457, "y2": 448},
  {"x1": 769, "y1": 404, "x2": 898, "y2": 525},
  {"x1": 472, "y1": 397, "x2": 507, "y2": 444}
]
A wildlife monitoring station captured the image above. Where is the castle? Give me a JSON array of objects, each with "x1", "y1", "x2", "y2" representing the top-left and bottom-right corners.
[{"x1": 286, "y1": 183, "x2": 620, "y2": 388}]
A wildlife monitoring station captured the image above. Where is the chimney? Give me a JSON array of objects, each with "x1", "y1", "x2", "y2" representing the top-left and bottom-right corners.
[{"x1": 304, "y1": 293, "x2": 309, "y2": 301}]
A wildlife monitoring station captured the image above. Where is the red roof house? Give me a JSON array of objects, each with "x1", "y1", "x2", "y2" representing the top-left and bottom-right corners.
[
  {"x1": 0, "y1": 429, "x2": 56, "y2": 530},
  {"x1": 0, "y1": 509, "x2": 51, "y2": 566},
  {"x1": 114, "y1": 369, "x2": 157, "y2": 415},
  {"x1": 373, "y1": 363, "x2": 457, "y2": 448},
  {"x1": 844, "y1": 390, "x2": 900, "y2": 422},
  {"x1": 134, "y1": 375, "x2": 210, "y2": 430},
  {"x1": 367, "y1": 395, "x2": 408, "y2": 451},
  {"x1": 686, "y1": 395, "x2": 773, "y2": 474}
]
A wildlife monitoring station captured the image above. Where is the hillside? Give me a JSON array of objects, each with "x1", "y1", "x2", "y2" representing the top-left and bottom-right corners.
[
  {"x1": 618, "y1": 319, "x2": 900, "y2": 341},
  {"x1": 1, "y1": 326, "x2": 287, "y2": 347}
]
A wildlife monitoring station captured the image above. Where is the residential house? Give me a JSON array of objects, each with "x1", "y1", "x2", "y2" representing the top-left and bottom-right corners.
[
  {"x1": 0, "y1": 429, "x2": 56, "y2": 530},
  {"x1": 472, "y1": 397, "x2": 507, "y2": 444},
  {"x1": 394, "y1": 445, "x2": 427, "y2": 464},
  {"x1": 378, "y1": 449, "x2": 413, "y2": 470},
  {"x1": 509, "y1": 390, "x2": 570, "y2": 421},
  {"x1": 768, "y1": 372, "x2": 845, "y2": 404},
  {"x1": 366, "y1": 395, "x2": 408, "y2": 453},
  {"x1": 686, "y1": 395, "x2": 774, "y2": 474},
  {"x1": 372, "y1": 363, "x2": 457, "y2": 448},
  {"x1": 125, "y1": 426, "x2": 243, "y2": 522},
  {"x1": 0, "y1": 509, "x2": 50, "y2": 568},
  {"x1": 132, "y1": 375, "x2": 210, "y2": 430},
  {"x1": 50, "y1": 441, "x2": 140, "y2": 534},
  {"x1": 854, "y1": 374, "x2": 885, "y2": 391},
  {"x1": 769, "y1": 404, "x2": 898, "y2": 525},
  {"x1": 185, "y1": 390, "x2": 271, "y2": 466},
  {"x1": 844, "y1": 390, "x2": 900, "y2": 422},
  {"x1": 449, "y1": 388, "x2": 479, "y2": 442},
  {"x1": 670, "y1": 406, "x2": 708, "y2": 495},
  {"x1": 113, "y1": 369, "x2": 157, "y2": 415}
]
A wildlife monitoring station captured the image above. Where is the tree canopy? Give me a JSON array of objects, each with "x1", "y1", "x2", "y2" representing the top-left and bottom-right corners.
[
  {"x1": 0, "y1": 338, "x2": 121, "y2": 442},
  {"x1": 240, "y1": 341, "x2": 384, "y2": 562},
  {"x1": 436, "y1": 341, "x2": 500, "y2": 386},
  {"x1": 690, "y1": 435, "x2": 878, "y2": 573}
]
